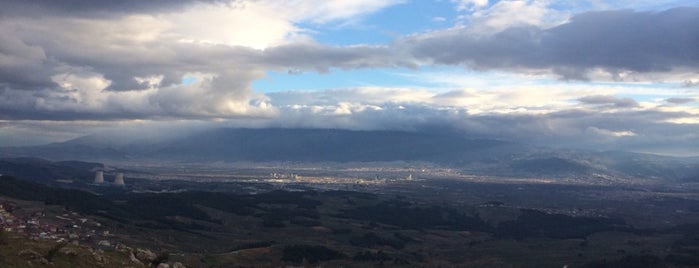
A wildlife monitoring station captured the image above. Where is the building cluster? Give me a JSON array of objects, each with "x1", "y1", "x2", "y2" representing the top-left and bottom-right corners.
[
  {"x1": 269, "y1": 172, "x2": 299, "y2": 179},
  {"x1": 1, "y1": 199, "x2": 112, "y2": 246},
  {"x1": 0, "y1": 201, "x2": 14, "y2": 226}
]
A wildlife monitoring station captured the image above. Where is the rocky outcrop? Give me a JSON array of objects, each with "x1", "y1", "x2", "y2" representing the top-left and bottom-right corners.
[
  {"x1": 129, "y1": 250, "x2": 146, "y2": 267},
  {"x1": 17, "y1": 249, "x2": 49, "y2": 264},
  {"x1": 58, "y1": 247, "x2": 78, "y2": 257},
  {"x1": 157, "y1": 261, "x2": 186, "y2": 268},
  {"x1": 89, "y1": 248, "x2": 109, "y2": 265},
  {"x1": 134, "y1": 248, "x2": 157, "y2": 264}
]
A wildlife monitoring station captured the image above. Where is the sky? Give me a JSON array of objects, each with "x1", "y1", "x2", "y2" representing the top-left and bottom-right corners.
[{"x1": 0, "y1": 0, "x2": 698, "y2": 156}]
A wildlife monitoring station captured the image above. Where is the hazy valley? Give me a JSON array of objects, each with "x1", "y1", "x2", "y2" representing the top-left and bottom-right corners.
[{"x1": 1, "y1": 128, "x2": 699, "y2": 267}]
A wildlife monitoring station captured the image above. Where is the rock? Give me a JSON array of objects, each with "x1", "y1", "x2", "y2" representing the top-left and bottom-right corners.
[
  {"x1": 58, "y1": 247, "x2": 78, "y2": 257},
  {"x1": 17, "y1": 249, "x2": 49, "y2": 264},
  {"x1": 92, "y1": 253, "x2": 107, "y2": 264},
  {"x1": 157, "y1": 263, "x2": 170, "y2": 268},
  {"x1": 135, "y1": 248, "x2": 157, "y2": 263},
  {"x1": 17, "y1": 249, "x2": 42, "y2": 258},
  {"x1": 129, "y1": 251, "x2": 145, "y2": 267},
  {"x1": 172, "y1": 262, "x2": 186, "y2": 268},
  {"x1": 115, "y1": 243, "x2": 131, "y2": 252},
  {"x1": 90, "y1": 248, "x2": 108, "y2": 265}
]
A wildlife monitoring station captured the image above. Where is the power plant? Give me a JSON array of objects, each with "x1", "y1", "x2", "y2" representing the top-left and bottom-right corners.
[
  {"x1": 94, "y1": 170, "x2": 125, "y2": 186},
  {"x1": 114, "y1": 173, "x2": 125, "y2": 186},
  {"x1": 94, "y1": 171, "x2": 104, "y2": 184}
]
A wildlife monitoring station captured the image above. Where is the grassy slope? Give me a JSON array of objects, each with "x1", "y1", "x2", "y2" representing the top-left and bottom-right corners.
[{"x1": 0, "y1": 232, "x2": 135, "y2": 268}]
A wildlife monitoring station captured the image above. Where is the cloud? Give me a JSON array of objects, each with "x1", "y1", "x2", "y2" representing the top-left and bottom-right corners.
[
  {"x1": 0, "y1": 0, "x2": 698, "y2": 156},
  {"x1": 273, "y1": 0, "x2": 404, "y2": 24},
  {"x1": 466, "y1": 0, "x2": 569, "y2": 33},
  {"x1": 2, "y1": 83, "x2": 698, "y2": 155},
  {"x1": 587, "y1": 126, "x2": 636, "y2": 137},
  {"x1": 407, "y1": 7, "x2": 699, "y2": 80},
  {"x1": 262, "y1": 41, "x2": 415, "y2": 71},
  {"x1": 0, "y1": 1, "x2": 413, "y2": 121},
  {"x1": 577, "y1": 95, "x2": 639, "y2": 108},
  {"x1": 268, "y1": 87, "x2": 434, "y2": 107},
  {"x1": 666, "y1": 97, "x2": 696, "y2": 104},
  {"x1": 452, "y1": 0, "x2": 490, "y2": 11},
  {"x1": 0, "y1": 0, "x2": 403, "y2": 25},
  {"x1": 2, "y1": 2, "x2": 695, "y2": 122},
  {"x1": 0, "y1": 119, "x2": 221, "y2": 146},
  {"x1": 0, "y1": 0, "x2": 240, "y2": 18},
  {"x1": 683, "y1": 79, "x2": 699, "y2": 87},
  {"x1": 258, "y1": 85, "x2": 697, "y2": 155}
]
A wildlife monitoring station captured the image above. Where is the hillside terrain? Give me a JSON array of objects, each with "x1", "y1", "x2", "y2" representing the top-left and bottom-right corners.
[{"x1": 1, "y1": 159, "x2": 699, "y2": 267}]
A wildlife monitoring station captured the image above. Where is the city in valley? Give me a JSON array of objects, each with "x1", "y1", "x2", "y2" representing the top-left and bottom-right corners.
[{"x1": 2, "y1": 158, "x2": 698, "y2": 267}]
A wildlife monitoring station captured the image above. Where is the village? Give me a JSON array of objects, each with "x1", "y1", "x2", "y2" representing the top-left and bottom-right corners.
[{"x1": 0, "y1": 199, "x2": 112, "y2": 246}]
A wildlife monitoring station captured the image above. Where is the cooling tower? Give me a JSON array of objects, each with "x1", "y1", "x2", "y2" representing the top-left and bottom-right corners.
[
  {"x1": 94, "y1": 171, "x2": 104, "y2": 184},
  {"x1": 114, "y1": 173, "x2": 125, "y2": 186}
]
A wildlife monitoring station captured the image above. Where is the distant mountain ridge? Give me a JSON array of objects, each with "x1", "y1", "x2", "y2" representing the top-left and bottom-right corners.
[
  {"x1": 1, "y1": 128, "x2": 698, "y2": 181},
  {"x1": 150, "y1": 128, "x2": 514, "y2": 162},
  {"x1": 0, "y1": 128, "x2": 516, "y2": 162}
]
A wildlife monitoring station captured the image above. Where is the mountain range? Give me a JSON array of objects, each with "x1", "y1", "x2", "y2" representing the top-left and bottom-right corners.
[{"x1": 1, "y1": 128, "x2": 698, "y2": 181}]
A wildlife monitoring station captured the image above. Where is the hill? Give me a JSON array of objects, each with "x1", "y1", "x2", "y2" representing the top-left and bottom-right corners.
[{"x1": 0, "y1": 158, "x2": 103, "y2": 185}]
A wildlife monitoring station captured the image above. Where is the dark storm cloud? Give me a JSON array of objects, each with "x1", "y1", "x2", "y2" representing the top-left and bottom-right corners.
[
  {"x1": 409, "y1": 26, "x2": 544, "y2": 69},
  {"x1": 409, "y1": 7, "x2": 699, "y2": 79},
  {"x1": 0, "y1": 32, "x2": 55, "y2": 89},
  {"x1": 577, "y1": 95, "x2": 639, "y2": 108},
  {"x1": 0, "y1": 0, "x2": 239, "y2": 17}
]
